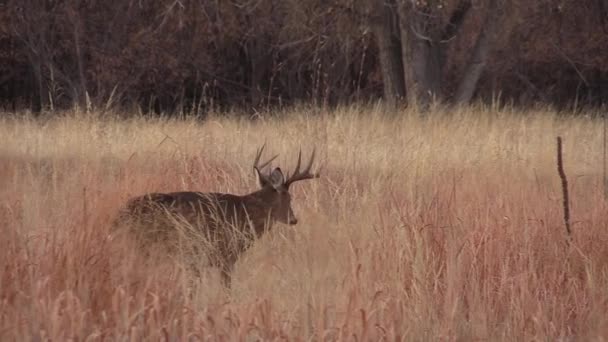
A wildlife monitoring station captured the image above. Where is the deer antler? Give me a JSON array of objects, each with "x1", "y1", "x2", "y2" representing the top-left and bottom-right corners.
[
  {"x1": 253, "y1": 143, "x2": 278, "y2": 173},
  {"x1": 285, "y1": 148, "x2": 319, "y2": 188}
]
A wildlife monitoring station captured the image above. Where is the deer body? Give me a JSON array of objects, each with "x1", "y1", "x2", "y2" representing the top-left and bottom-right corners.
[{"x1": 115, "y1": 145, "x2": 318, "y2": 288}]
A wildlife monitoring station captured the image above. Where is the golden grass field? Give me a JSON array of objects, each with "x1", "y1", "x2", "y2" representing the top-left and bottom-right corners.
[{"x1": 1, "y1": 104, "x2": 608, "y2": 340}]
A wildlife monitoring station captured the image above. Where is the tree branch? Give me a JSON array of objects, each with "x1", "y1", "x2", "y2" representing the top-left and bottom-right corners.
[{"x1": 441, "y1": 0, "x2": 472, "y2": 42}]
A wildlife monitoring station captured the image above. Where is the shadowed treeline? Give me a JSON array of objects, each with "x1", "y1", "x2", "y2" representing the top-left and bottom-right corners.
[{"x1": 0, "y1": 0, "x2": 607, "y2": 114}]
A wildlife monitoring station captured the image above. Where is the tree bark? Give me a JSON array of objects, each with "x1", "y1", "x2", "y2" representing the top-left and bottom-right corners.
[
  {"x1": 397, "y1": 1, "x2": 442, "y2": 109},
  {"x1": 370, "y1": 0, "x2": 405, "y2": 107},
  {"x1": 32, "y1": 59, "x2": 47, "y2": 112},
  {"x1": 396, "y1": 0, "x2": 477, "y2": 109},
  {"x1": 454, "y1": 0, "x2": 502, "y2": 104},
  {"x1": 72, "y1": 12, "x2": 88, "y2": 109}
]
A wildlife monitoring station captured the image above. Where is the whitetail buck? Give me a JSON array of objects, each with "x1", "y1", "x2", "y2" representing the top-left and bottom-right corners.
[{"x1": 114, "y1": 145, "x2": 319, "y2": 288}]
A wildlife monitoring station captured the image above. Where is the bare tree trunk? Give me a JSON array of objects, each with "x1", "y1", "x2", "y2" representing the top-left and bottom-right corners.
[
  {"x1": 72, "y1": 13, "x2": 88, "y2": 109},
  {"x1": 397, "y1": 1, "x2": 441, "y2": 109},
  {"x1": 370, "y1": 0, "x2": 405, "y2": 107},
  {"x1": 24, "y1": 51, "x2": 49, "y2": 113},
  {"x1": 454, "y1": 0, "x2": 502, "y2": 104},
  {"x1": 247, "y1": 39, "x2": 269, "y2": 108},
  {"x1": 33, "y1": 60, "x2": 46, "y2": 112},
  {"x1": 396, "y1": 0, "x2": 475, "y2": 109}
]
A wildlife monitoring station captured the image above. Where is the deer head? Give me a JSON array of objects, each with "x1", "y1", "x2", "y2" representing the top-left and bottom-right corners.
[{"x1": 252, "y1": 144, "x2": 319, "y2": 225}]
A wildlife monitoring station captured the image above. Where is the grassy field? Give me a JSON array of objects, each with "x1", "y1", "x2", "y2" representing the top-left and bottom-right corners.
[{"x1": 1, "y1": 105, "x2": 607, "y2": 340}]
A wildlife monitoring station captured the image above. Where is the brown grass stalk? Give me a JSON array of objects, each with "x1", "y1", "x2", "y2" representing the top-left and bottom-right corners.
[{"x1": 556, "y1": 136, "x2": 572, "y2": 238}]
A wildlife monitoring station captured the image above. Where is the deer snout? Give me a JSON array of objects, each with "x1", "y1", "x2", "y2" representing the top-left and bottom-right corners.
[{"x1": 288, "y1": 217, "x2": 298, "y2": 225}]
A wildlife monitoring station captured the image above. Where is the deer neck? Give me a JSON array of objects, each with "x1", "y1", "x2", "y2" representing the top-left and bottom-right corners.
[{"x1": 242, "y1": 187, "x2": 277, "y2": 236}]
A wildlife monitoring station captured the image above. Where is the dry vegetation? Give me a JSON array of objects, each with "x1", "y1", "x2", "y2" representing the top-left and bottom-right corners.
[{"x1": 1, "y1": 105, "x2": 608, "y2": 340}]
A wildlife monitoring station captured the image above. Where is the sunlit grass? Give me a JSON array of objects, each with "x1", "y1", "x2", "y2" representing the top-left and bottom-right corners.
[{"x1": 1, "y1": 104, "x2": 607, "y2": 340}]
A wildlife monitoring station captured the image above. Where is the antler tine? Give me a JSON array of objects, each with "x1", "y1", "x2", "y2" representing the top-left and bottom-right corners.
[
  {"x1": 259, "y1": 153, "x2": 279, "y2": 170},
  {"x1": 288, "y1": 149, "x2": 302, "y2": 180},
  {"x1": 304, "y1": 147, "x2": 317, "y2": 175},
  {"x1": 253, "y1": 143, "x2": 278, "y2": 171},
  {"x1": 252, "y1": 143, "x2": 265, "y2": 169},
  {"x1": 285, "y1": 147, "x2": 319, "y2": 187}
]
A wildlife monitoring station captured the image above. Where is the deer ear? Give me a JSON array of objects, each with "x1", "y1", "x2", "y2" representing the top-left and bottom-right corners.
[
  {"x1": 254, "y1": 167, "x2": 269, "y2": 188},
  {"x1": 269, "y1": 167, "x2": 285, "y2": 189}
]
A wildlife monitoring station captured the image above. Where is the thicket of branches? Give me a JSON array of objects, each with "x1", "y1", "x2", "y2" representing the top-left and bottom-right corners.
[{"x1": 0, "y1": 0, "x2": 607, "y2": 114}]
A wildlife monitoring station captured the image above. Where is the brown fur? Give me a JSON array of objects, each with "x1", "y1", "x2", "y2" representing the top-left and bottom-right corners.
[{"x1": 114, "y1": 147, "x2": 318, "y2": 288}]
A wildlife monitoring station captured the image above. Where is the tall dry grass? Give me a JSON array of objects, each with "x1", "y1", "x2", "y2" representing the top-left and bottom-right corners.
[{"x1": 1, "y1": 105, "x2": 607, "y2": 340}]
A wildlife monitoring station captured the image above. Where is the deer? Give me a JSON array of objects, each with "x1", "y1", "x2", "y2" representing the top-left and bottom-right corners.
[{"x1": 113, "y1": 144, "x2": 319, "y2": 289}]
